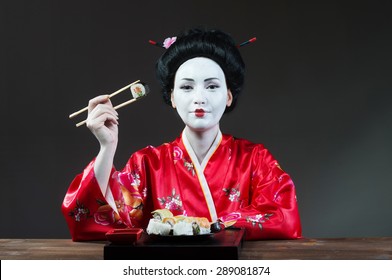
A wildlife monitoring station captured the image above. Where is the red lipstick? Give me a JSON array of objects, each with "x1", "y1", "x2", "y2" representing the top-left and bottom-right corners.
[{"x1": 195, "y1": 109, "x2": 205, "y2": 117}]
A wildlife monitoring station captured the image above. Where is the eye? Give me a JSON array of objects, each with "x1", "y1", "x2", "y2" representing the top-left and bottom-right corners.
[
  {"x1": 180, "y1": 85, "x2": 193, "y2": 91},
  {"x1": 207, "y1": 84, "x2": 220, "y2": 90}
]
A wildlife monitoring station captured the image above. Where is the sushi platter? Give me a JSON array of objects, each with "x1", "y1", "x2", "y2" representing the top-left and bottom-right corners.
[
  {"x1": 103, "y1": 227, "x2": 246, "y2": 260},
  {"x1": 104, "y1": 209, "x2": 246, "y2": 259}
]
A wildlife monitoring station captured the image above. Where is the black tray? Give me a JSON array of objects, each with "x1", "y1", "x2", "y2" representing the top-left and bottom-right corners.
[{"x1": 103, "y1": 227, "x2": 245, "y2": 260}]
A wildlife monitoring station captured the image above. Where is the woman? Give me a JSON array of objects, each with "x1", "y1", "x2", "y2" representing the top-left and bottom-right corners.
[{"x1": 62, "y1": 27, "x2": 302, "y2": 241}]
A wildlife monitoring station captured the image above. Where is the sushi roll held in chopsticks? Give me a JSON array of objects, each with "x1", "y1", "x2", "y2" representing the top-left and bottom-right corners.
[
  {"x1": 130, "y1": 82, "x2": 150, "y2": 99},
  {"x1": 69, "y1": 80, "x2": 150, "y2": 127}
]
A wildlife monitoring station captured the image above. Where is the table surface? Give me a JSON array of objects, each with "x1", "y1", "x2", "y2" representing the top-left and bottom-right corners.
[{"x1": 1, "y1": 237, "x2": 392, "y2": 260}]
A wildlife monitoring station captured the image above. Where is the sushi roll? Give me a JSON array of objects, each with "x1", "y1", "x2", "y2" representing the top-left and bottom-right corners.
[
  {"x1": 172, "y1": 217, "x2": 211, "y2": 235},
  {"x1": 146, "y1": 209, "x2": 213, "y2": 236},
  {"x1": 151, "y1": 209, "x2": 173, "y2": 221},
  {"x1": 172, "y1": 221, "x2": 194, "y2": 236},
  {"x1": 162, "y1": 217, "x2": 176, "y2": 227},
  {"x1": 184, "y1": 217, "x2": 211, "y2": 235},
  {"x1": 146, "y1": 218, "x2": 172, "y2": 235},
  {"x1": 130, "y1": 82, "x2": 150, "y2": 99}
]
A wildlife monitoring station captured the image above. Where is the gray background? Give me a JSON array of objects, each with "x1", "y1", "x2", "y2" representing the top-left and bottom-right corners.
[{"x1": 1, "y1": 0, "x2": 391, "y2": 238}]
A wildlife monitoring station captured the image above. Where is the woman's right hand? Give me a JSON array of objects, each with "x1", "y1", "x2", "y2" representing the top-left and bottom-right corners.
[{"x1": 86, "y1": 95, "x2": 119, "y2": 148}]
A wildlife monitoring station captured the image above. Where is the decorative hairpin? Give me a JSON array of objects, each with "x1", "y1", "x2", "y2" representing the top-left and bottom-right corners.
[
  {"x1": 149, "y1": 37, "x2": 177, "y2": 49},
  {"x1": 149, "y1": 36, "x2": 256, "y2": 49},
  {"x1": 237, "y1": 37, "x2": 257, "y2": 48}
]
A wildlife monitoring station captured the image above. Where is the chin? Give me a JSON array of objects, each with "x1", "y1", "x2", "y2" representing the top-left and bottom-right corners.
[{"x1": 186, "y1": 122, "x2": 218, "y2": 132}]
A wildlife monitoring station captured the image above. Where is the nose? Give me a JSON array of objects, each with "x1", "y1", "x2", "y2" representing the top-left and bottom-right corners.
[{"x1": 193, "y1": 88, "x2": 206, "y2": 105}]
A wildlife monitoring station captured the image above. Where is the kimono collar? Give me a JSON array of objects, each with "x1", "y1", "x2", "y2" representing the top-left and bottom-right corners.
[
  {"x1": 181, "y1": 129, "x2": 223, "y2": 171},
  {"x1": 181, "y1": 129, "x2": 222, "y2": 222}
]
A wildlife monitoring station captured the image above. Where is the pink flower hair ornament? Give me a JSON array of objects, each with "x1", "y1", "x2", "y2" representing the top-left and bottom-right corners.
[
  {"x1": 163, "y1": 37, "x2": 177, "y2": 49},
  {"x1": 149, "y1": 37, "x2": 177, "y2": 49}
]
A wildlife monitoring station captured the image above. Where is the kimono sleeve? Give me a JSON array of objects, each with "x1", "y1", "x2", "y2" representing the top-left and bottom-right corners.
[
  {"x1": 221, "y1": 147, "x2": 302, "y2": 240},
  {"x1": 61, "y1": 160, "x2": 125, "y2": 241},
  {"x1": 108, "y1": 150, "x2": 154, "y2": 230}
]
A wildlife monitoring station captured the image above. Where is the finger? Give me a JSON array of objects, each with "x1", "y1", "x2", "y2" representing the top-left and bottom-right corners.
[
  {"x1": 86, "y1": 112, "x2": 119, "y2": 130},
  {"x1": 88, "y1": 106, "x2": 119, "y2": 125},
  {"x1": 89, "y1": 103, "x2": 118, "y2": 119},
  {"x1": 87, "y1": 95, "x2": 111, "y2": 113}
]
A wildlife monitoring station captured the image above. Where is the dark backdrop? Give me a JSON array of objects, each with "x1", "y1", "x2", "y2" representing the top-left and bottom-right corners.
[{"x1": 1, "y1": 0, "x2": 391, "y2": 238}]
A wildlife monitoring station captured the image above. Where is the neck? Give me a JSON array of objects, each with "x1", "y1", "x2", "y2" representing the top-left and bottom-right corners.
[{"x1": 184, "y1": 125, "x2": 219, "y2": 164}]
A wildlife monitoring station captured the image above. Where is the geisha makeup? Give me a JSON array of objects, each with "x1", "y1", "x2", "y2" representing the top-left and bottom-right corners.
[{"x1": 171, "y1": 57, "x2": 232, "y2": 132}]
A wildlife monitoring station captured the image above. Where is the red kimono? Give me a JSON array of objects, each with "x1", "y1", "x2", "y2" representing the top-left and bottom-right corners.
[{"x1": 62, "y1": 131, "x2": 302, "y2": 241}]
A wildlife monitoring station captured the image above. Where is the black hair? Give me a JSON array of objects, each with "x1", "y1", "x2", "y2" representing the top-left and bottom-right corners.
[{"x1": 155, "y1": 27, "x2": 245, "y2": 113}]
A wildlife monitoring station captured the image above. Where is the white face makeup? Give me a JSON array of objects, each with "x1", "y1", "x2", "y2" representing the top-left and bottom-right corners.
[{"x1": 171, "y1": 57, "x2": 232, "y2": 132}]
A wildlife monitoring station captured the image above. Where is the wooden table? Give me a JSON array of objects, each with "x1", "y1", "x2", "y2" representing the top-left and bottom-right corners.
[{"x1": 1, "y1": 237, "x2": 391, "y2": 260}]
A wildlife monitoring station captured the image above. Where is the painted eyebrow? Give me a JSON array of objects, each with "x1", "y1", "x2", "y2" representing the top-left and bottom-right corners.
[{"x1": 180, "y1": 78, "x2": 220, "y2": 82}]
